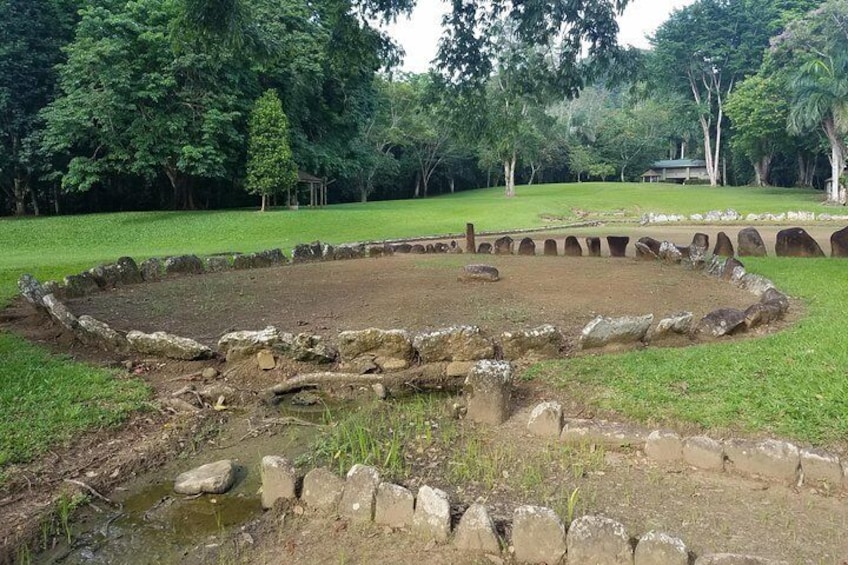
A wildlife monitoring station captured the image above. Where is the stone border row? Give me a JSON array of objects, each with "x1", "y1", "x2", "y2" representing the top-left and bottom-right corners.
[{"x1": 641, "y1": 208, "x2": 848, "y2": 224}]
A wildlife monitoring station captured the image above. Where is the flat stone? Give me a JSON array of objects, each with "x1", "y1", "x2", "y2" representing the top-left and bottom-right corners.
[
  {"x1": 465, "y1": 360, "x2": 513, "y2": 425},
  {"x1": 634, "y1": 531, "x2": 688, "y2": 565},
  {"x1": 339, "y1": 464, "x2": 380, "y2": 521},
  {"x1": 301, "y1": 467, "x2": 344, "y2": 511},
  {"x1": 695, "y1": 554, "x2": 786, "y2": 565},
  {"x1": 527, "y1": 401, "x2": 563, "y2": 438},
  {"x1": 174, "y1": 460, "x2": 236, "y2": 495},
  {"x1": 337, "y1": 328, "x2": 413, "y2": 371},
  {"x1": 260, "y1": 455, "x2": 296, "y2": 509},
  {"x1": 645, "y1": 431, "x2": 683, "y2": 463},
  {"x1": 512, "y1": 505, "x2": 566, "y2": 564},
  {"x1": 580, "y1": 315, "x2": 654, "y2": 349},
  {"x1": 652, "y1": 312, "x2": 693, "y2": 338},
  {"x1": 413, "y1": 326, "x2": 495, "y2": 362},
  {"x1": 454, "y1": 503, "x2": 499, "y2": 553},
  {"x1": 77, "y1": 315, "x2": 129, "y2": 352},
  {"x1": 412, "y1": 485, "x2": 451, "y2": 541},
  {"x1": 43, "y1": 294, "x2": 78, "y2": 331},
  {"x1": 257, "y1": 349, "x2": 276, "y2": 370},
  {"x1": 560, "y1": 419, "x2": 646, "y2": 449},
  {"x1": 724, "y1": 439, "x2": 800, "y2": 483},
  {"x1": 799, "y1": 447, "x2": 843, "y2": 487},
  {"x1": 566, "y1": 514, "x2": 632, "y2": 565},
  {"x1": 164, "y1": 254, "x2": 204, "y2": 275},
  {"x1": 459, "y1": 264, "x2": 500, "y2": 282},
  {"x1": 695, "y1": 309, "x2": 747, "y2": 338},
  {"x1": 500, "y1": 324, "x2": 563, "y2": 361},
  {"x1": 217, "y1": 326, "x2": 280, "y2": 358},
  {"x1": 127, "y1": 330, "x2": 213, "y2": 360},
  {"x1": 682, "y1": 436, "x2": 725, "y2": 471},
  {"x1": 374, "y1": 482, "x2": 415, "y2": 528}
]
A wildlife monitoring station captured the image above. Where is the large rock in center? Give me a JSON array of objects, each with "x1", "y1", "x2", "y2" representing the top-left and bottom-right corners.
[
  {"x1": 127, "y1": 330, "x2": 213, "y2": 360},
  {"x1": 566, "y1": 515, "x2": 633, "y2": 565},
  {"x1": 174, "y1": 460, "x2": 236, "y2": 495},
  {"x1": 458, "y1": 264, "x2": 500, "y2": 282},
  {"x1": 775, "y1": 227, "x2": 825, "y2": 257},
  {"x1": 579, "y1": 315, "x2": 654, "y2": 349},
  {"x1": 338, "y1": 328, "x2": 413, "y2": 371},
  {"x1": 465, "y1": 360, "x2": 512, "y2": 425},
  {"x1": 512, "y1": 505, "x2": 566, "y2": 564},
  {"x1": 413, "y1": 326, "x2": 495, "y2": 362},
  {"x1": 737, "y1": 228, "x2": 767, "y2": 257}
]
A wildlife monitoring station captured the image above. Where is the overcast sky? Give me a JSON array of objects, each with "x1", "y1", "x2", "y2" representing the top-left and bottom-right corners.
[{"x1": 384, "y1": 0, "x2": 696, "y2": 73}]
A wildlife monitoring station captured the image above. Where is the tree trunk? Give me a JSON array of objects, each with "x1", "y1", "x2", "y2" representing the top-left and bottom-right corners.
[
  {"x1": 753, "y1": 155, "x2": 772, "y2": 187},
  {"x1": 12, "y1": 176, "x2": 27, "y2": 216},
  {"x1": 360, "y1": 185, "x2": 368, "y2": 203},
  {"x1": 528, "y1": 162, "x2": 538, "y2": 185},
  {"x1": 823, "y1": 118, "x2": 846, "y2": 203},
  {"x1": 30, "y1": 185, "x2": 40, "y2": 216},
  {"x1": 413, "y1": 174, "x2": 420, "y2": 198},
  {"x1": 260, "y1": 193, "x2": 267, "y2": 212},
  {"x1": 503, "y1": 153, "x2": 516, "y2": 197},
  {"x1": 449, "y1": 177, "x2": 455, "y2": 194}
]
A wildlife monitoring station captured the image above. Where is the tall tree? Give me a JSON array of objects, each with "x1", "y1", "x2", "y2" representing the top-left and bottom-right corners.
[{"x1": 246, "y1": 89, "x2": 298, "y2": 211}]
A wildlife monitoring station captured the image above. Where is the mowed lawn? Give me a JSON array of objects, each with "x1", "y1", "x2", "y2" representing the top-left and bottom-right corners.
[{"x1": 0, "y1": 182, "x2": 840, "y2": 476}]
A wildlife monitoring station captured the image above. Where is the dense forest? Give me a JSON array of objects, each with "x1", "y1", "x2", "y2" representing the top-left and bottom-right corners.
[{"x1": 1, "y1": 0, "x2": 846, "y2": 215}]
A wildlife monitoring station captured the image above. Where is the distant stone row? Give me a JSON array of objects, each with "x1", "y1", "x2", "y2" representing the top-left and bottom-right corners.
[{"x1": 641, "y1": 209, "x2": 848, "y2": 224}]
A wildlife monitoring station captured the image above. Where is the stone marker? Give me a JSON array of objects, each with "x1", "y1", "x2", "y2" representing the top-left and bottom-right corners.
[
  {"x1": 260, "y1": 455, "x2": 296, "y2": 509},
  {"x1": 127, "y1": 330, "x2": 213, "y2": 360},
  {"x1": 743, "y1": 301, "x2": 784, "y2": 329},
  {"x1": 634, "y1": 531, "x2": 688, "y2": 565},
  {"x1": 579, "y1": 314, "x2": 654, "y2": 349},
  {"x1": 454, "y1": 503, "x2": 499, "y2": 553},
  {"x1": 831, "y1": 226, "x2": 848, "y2": 257},
  {"x1": 494, "y1": 236, "x2": 514, "y2": 255},
  {"x1": 799, "y1": 447, "x2": 843, "y2": 486},
  {"x1": 410, "y1": 244, "x2": 426, "y2": 254},
  {"x1": 394, "y1": 243, "x2": 412, "y2": 253},
  {"x1": 543, "y1": 239, "x2": 558, "y2": 256},
  {"x1": 174, "y1": 460, "x2": 236, "y2": 495},
  {"x1": 652, "y1": 312, "x2": 694, "y2": 338},
  {"x1": 527, "y1": 401, "x2": 563, "y2": 438},
  {"x1": 586, "y1": 236, "x2": 602, "y2": 257},
  {"x1": 218, "y1": 326, "x2": 280, "y2": 359},
  {"x1": 518, "y1": 237, "x2": 536, "y2": 255},
  {"x1": 721, "y1": 257, "x2": 745, "y2": 281},
  {"x1": 607, "y1": 236, "x2": 630, "y2": 257},
  {"x1": 338, "y1": 328, "x2": 413, "y2": 371},
  {"x1": 425, "y1": 243, "x2": 436, "y2": 253},
  {"x1": 658, "y1": 241, "x2": 683, "y2": 264},
  {"x1": 477, "y1": 242, "x2": 493, "y2": 254},
  {"x1": 77, "y1": 315, "x2": 129, "y2": 352},
  {"x1": 339, "y1": 464, "x2": 381, "y2": 521},
  {"x1": 695, "y1": 309, "x2": 747, "y2": 338},
  {"x1": 164, "y1": 254, "x2": 204, "y2": 275},
  {"x1": 18, "y1": 274, "x2": 47, "y2": 309},
  {"x1": 560, "y1": 419, "x2": 646, "y2": 449},
  {"x1": 257, "y1": 349, "x2": 276, "y2": 370},
  {"x1": 63, "y1": 272, "x2": 101, "y2": 297},
  {"x1": 140, "y1": 257, "x2": 162, "y2": 281},
  {"x1": 412, "y1": 485, "x2": 451, "y2": 541},
  {"x1": 694, "y1": 554, "x2": 786, "y2": 565},
  {"x1": 566, "y1": 514, "x2": 633, "y2": 565},
  {"x1": 682, "y1": 436, "x2": 725, "y2": 471},
  {"x1": 500, "y1": 324, "x2": 562, "y2": 361},
  {"x1": 714, "y1": 232, "x2": 734, "y2": 257},
  {"x1": 301, "y1": 467, "x2": 344, "y2": 511},
  {"x1": 466, "y1": 223, "x2": 476, "y2": 253},
  {"x1": 413, "y1": 326, "x2": 495, "y2": 362},
  {"x1": 465, "y1": 360, "x2": 512, "y2": 425},
  {"x1": 205, "y1": 256, "x2": 231, "y2": 272},
  {"x1": 512, "y1": 505, "x2": 566, "y2": 564},
  {"x1": 564, "y1": 236, "x2": 583, "y2": 257},
  {"x1": 458, "y1": 264, "x2": 500, "y2": 282},
  {"x1": 42, "y1": 294, "x2": 78, "y2": 331},
  {"x1": 692, "y1": 232, "x2": 709, "y2": 249},
  {"x1": 375, "y1": 482, "x2": 415, "y2": 528},
  {"x1": 645, "y1": 431, "x2": 683, "y2": 463},
  {"x1": 737, "y1": 227, "x2": 767, "y2": 257},
  {"x1": 724, "y1": 439, "x2": 800, "y2": 483},
  {"x1": 775, "y1": 227, "x2": 825, "y2": 257}
]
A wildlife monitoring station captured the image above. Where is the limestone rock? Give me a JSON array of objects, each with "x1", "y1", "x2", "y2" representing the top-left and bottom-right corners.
[
  {"x1": 512, "y1": 505, "x2": 566, "y2": 564},
  {"x1": 714, "y1": 232, "x2": 734, "y2": 257},
  {"x1": 682, "y1": 436, "x2": 724, "y2": 471},
  {"x1": 465, "y1": 360, "x2": 513, "y2": 425},
  {"x1": 800, "y1": 447, "x2": 843, "y2": 486},
  {"x1": 527, "y1": 401, "x2": 563, "y2": 438},
  {"x1": 459, "y1": 264, "x2": 500, "y2": 283},
  {"x1": 695, "y1": 309, "x2": 747, "y2": 338},
  {"x1": 737, "y1": 228, "x2": 767, "y2": 257},
  {"x1": 139, "y1": 258, "x2": 162, "y2": 281},
  {"x1": 634, "y1": 531, "x2": 688, "y2": 565},
  {"x1": 738, "y1": 274, "x2": 776, "y2": 297},
  {"x1": 517, "y1": 237, "x2": 536, "y2": 256},
  {"x1": 579, "y1": 314, "x2": 654, "y2": 349},
  {"x1": 566, "y1": 515, "x2": 633, "y2": 565},
  {"x1": 233, "y1": 248, "x2": 285, "y2": 268},
  {"x1": 500, "y1": 324, "x2": 562, "y2": 361},
  {"x1": 280, "y1": 332, "x2": 337, "y2": 363},
  {"x1": 338, "y1": 328, "x2": 413, "y2": 371},
  {"x1": 560, "y1": 419, "x2": 646, "y2": 449},
  {"x1": 18, "y1": 274, "x2": 47, "y2": 308},
  {"x1": 586, "y1": 236, "x2": 602, "y2": 257},
  {"x1": 127, "y1": 330, "x2": 213, "y2": 360},
  {"x1": 744, "y1": 302, "x2": 784, "y2": 329},
  {"x1": 77, "y1": 315, "x2": 128, "y2": 352},
  {"x1": 260, "y1": 455, "x2": 296, "y2": 509},
  {"x1": 695, "y1": 554, "x2": 786, "y2": 565},
  {"x1": 607, "y1": 236, "x2": 630, "y2": 257},
  {"x1": 658, "y1": 241, "x2": 683, "y2": 264},
  {"x1": 62, "y1": 272, "x2": 100, "y2": 298},
  {"x1": 412, "y1": 485, "x2": 450, "y2": 541},
  {"x1": 43, "y1": 294, "x2": 78, "y2": 331},
  {"x1": 830, "y1": 226, "x2": 848, "y2": 257},
  {"x1": 454, "y1": 503, "x2": 499, "y2": 553},
  {"x1": 635, "y1": 242, "x2": 657, "y2": 261},
  {"x1": 645, "y1": 431, "x2": 683, "y2": 463},
  {"x1": 775, "y1": 227, "x2": 824, "y2": 257},
  {"x1": 692, "y1": 233, "x2": 709, "y2": 250},
  {"x1": 413, "y1": 326, "x2": 495, "y2": 362},
  {"x1": 724, "y1": 439, "x2": 800, "y2": 483},
  {"x1": 218, "y1": 326, "x2": 280, "y2": 359},
  {"x1": 164, "y1": 254, "x2": 204, "y2": 275},
  {"x1": 543, "y1": 239, "x2": 558, "y2": 256},
  {"x1": 339, "y1": 464, "x2": 380, "y2": 521},
  {"x1": 301, "y1": 467, "x2": 344, "y2": 511},
  {"x1": 652, "y1": 312, "x2": 693, "y2": 338},
  {"x1": 564, "y1": 236, "x2": 583, "y2": 257},
  {"x1": 720, "y1": 257, "x2": 745, "y2": 281},
  {"x1": 375, "y1": 482, "x2": 415, "y2": 528},
  {"x1": 174, "y1": 460, "x2": 236, "y2": 495},
  {"x1": 494, "y1": 236, "x2": 514, "y2": 255}
]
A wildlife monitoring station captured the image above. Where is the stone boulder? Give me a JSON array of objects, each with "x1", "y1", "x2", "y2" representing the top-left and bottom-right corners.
[
  {"x1": 413, "y1": 326, "x2": 495, "y2": 362},
  {"x1": 234, "y1": 249, "x2": 286, "y2": 269},
  {"x1": 586, "y1": 236, "x2": 602, "y2": 257},
  {"x1": 458, "y1": 264, "x2": 499, "y2": 282},
  {"x1": 652, "y1": 312, "x2": 693, "y2": 338},
  {"x1": 139, "y1": 257, "x2": 162, "y2": 281},
  {"x1": 724, "y1": 439, "x2": 800, "y2": 483},
  {"x1": 692, "y1": 233, "x2": 709, "y2": 250},
  {"x1": 174, "y1": 460, "x2": 236, "y2": 495},
  {"x1": 737, "y1": 228, "x2": 767, "y2": 257},
  {"x1": 564, "y1": 236, "x2": 583, "y2": 257},
  {"x1": 714, "y1": 232, "x2": 734, "y2": 257},
  {"x1": 695, "y1": 309, "x2": 747, "y2": 338},
  {"x1": 454, "y1": 503, "x2": 499, "y2": 553},
  {"x1": 18, "y1": 274, "x2": 47, "y2": 309},
  {"x1": 500, "y1": 325, "x2": 562, "y2": 361},
  {"x1": 394, "y1": 243, "x2": 412, "y2": 254},
  {"x1": 721, "y1": 257, "x2": 746, "y2": 282},
  {"x1": 43, "y1": 294, "x2": 78, "y2": 331},
  {"x1": 512, "y1": 505, "x2": 566, "y2": 564},
  {"x1": 89, "y1": 257, "x2": 142, "y2": 288},
  {"x1": 260, "y1": 455, "x2": 297, "y2": 509},
  {"x1": 494, "y1": 236, "x2": 514, "y2": 255},
  {"x1": 683, "y1": 436, "x2": 725, "y2": 471},
  {"x1": 410, "y1": 244, "x2": 426, "y2": 254},
  {"x1": 831, "y1": 226, "x2": 848, "y2": 257},
  {"x1": 527, "y1": 401, "x2": 563, "y2": 438},
  {"x1": 339, "y1": 464, "x2": 380, "y2": 522},
  {"x1": 375, "y1": 482, "x2": 415, "y2": 528},
  {"x1": 77, "y1": 315, "x2": 129, "y2": 352},
  {"x1": 412, "y1": 485, "x2": 451, "y2": 541},
  {"x1": 164, "y1": 254, "x2": 204, "y2": 275},
  {"x1": 607, "y1": 236, "x2": 630, "y2": 258},
  {"x1": 635, "y1": 237, "x2": 661, "y2": 261},
  {"x1": 280, "y1": 332, "x2": 337, "y2": 364},
  {"x1": 338, "y1": 328, "x2": 413, "y2": 371},
  {"x1": 634, "y1": 531, "x2": 688, "y2": 565},
  {"x1": 63, "y1": 272, "x2": 101, "y2": 298},
  {"x1": 800, "y1": 447, "x2": 843, "y2": 486},
  {"x1": 566, "y1": 515, "x2": 633, "y2": 565},
  {"x1": 127, "y1": 330, "x2": 214, "y2": 360},
  {"x1": 205, "y1": 256, "x2": 231, "y2": 272},
  {"x1": 292, "y1": 242, "x2": 322, "y2": 262},
  {"x1": 543, "y1": 239, "x2": 558, "y2": 256},
  {"x1": 301, "y1": 467, "x2": 344, "y2": 511},
  {"x1": 476, "y1": 242, "x2": 493, "y2": 254},
  {"x1": 744, "y1": 301, "x2": 784, "y2": 329},
  {"x1": 465, "y1": 360, "x2": 513, "y2": 425},
  {"x1": 775, "y1": 227, "x2": 824, "y2": 257},
  {"x1": 658, "y1": 241, "x2": 683, "y2": 264},
  {"x1": 218, "y1": 326, "x2": 280, "y2": 360},
  {"x1": 518, "y1": 237, "x2": 536, "y2": 256},
  {"x1": 579, "y1": 314, "x2": 654, "y2": 349}
]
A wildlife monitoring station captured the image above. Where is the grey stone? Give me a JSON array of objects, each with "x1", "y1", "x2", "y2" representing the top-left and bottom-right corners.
[
  {"x1": 724, "y1": 439, "x2": 800, "y2": 483},
  {"x1": 205, "y1": 256, "x2": 231, "y2": 272},
  {"x1": 543, "y1": 239, "x2": 558, "y2": 256},
  {"x1": 714, "y1": 232, "x2": 735, "y2": 257},
  {"x1": 127, "y1": 330, "x2": 213, "y2": 360},
  {"x1": 775, "y1": 227, "x2": 825, "y2": 257},
  {"x1": 517, "y1": 237, "x2": 536, "y2": 256},
  {"x1": 413, "y1": 326, "x2": 495, "y2": 362},
  {"x1": 800, "y1": 447, "x2": 843, "y2": 487},
  {"x1": 375, "y1": 482, "x2": 415, "y2": 528},
  {"x1": 682, "y1": 436, "x2": 724, "y2": 471},
  {"x1": 512, "y1": 505, "x2": 566, "y2": 564},
  {"x1": 339, "y1": 464, "x2": 380, "y2": 521},
  {"x1": 201, "y1": 367, "x2": 219, "y2": 379},
  {"x1": 607, "y1": 236, "x2": 630, "y2": 257},
  {"x1": 18, "y1": 274, "x2": 47, "y2": 308},
  {"x1": 476, "y1": 242, "x2": 493, "y2": 254},
  {"x1": 500, "y1": 324, "x2": 562, "y2": 361},
  {"x1": 301, "y1": 467, "x2": 344, "y2": 511},
  {"x1": 293, "y1": 242, "x2": 322, "y2": 262},
  {"x1": 586, "y1": 236, "x2": 602, "y2": 257},
  {"x1": 139, "y1": 258, "x2": 162, "y2": 281},
  {"x1": 454, "y1": 503, "x2": 499, "y2": 553},
  {"x1": 560, "y1": 419, "x2": 646, "y2": 449},
  {"x1": 744, "y1": 301, "x2": 784, "y2": 329},
  {"x1": 43, "y1": 294, "x2": 78, "y2": 331},
  {"x1": 280, "y1": 332, "x2": 336, "y2": 364},
  {"x1": 831, "y1": 226, "x2": 848, "y2": 257},
  {"x1": 174, "y1": 460, "x2": 236, "y2": 495},
  {"x1": 738, "y1": 228, "x2": 767, "y2": 257},
  {"x1": 645, "y1": 431, "x2": 683, "y2": 463},
  {"x1": 260, "y1": 455, "x2": 296, "y2": 509},
  {"x1": 634, "y1": 531, "x2": 688, "y2": 565},
  {"x1": 695, "y1": 309, "x2": 747, "y2": 338},
  {"x1": 446, "y1": 361, "x2": 474, "y2": 378},
  {"x1": 494, "y1": 236, "x2": 514, "y2": 255},
  {"x1": 164, "y1": 254, "x2": 204, "y2": 275},
  {"x1": 465, "y1": 360, "x2": 513, "y2": 425},
  {"x1": 652, "y1": 312, "x2": 693, "y2": 338},
  {"x1": 218, "y1": 326, "x2": 280, "y2": 359},
  {"x1": 459, "y1": 264, "x2": 500, "y2": 282},
  {"x1": 695, "y1": 554, "x2": 786, "y2": 565},
  {"x1": 77, "y1": 315, "x2": 129, "y2": 352},
  {"x1": 564, "y1": 236, "x2": 583, "y2": 257},
  {"x1": 567, "y1": 515, "x2": 633, "y2": 565},
  {"x1": 63, "y1": 272, "x2": 101, "y2": 297},
  {"x1": 412, "y1": 485, "x2": 450, "y2": 541},
  {"x1": 635, "y1": 242, "x2": 658, "y2": 261},
  {"x1": 338, "y1": 328, "x2": 412, "y2": 371},
  {"x1": 527, "y1": 401, "x2": 563, "y2": 438},
  {"x1": 658, "y1": 241, "x2": 683, "y2": 264},
  {"x1": 738, "y1": 274, "x2": 776, "y2": 297},
  {"x1": 580, "y1": 314, "x2": 654, "y2": 349}
]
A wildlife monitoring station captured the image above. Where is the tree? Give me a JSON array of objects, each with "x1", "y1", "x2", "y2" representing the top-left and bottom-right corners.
[{"x1": 246, "y1": 89, "x2": 298, "y2": 211}]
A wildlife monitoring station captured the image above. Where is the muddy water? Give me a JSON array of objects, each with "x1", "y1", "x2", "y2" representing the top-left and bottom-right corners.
[{"x1": 37, "y1": 398, "x2": 334, "y2": 564}]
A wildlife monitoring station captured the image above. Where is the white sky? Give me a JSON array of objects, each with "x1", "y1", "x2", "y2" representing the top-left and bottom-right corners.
[{"x1": 384, "y1": 0, "x2": 696, "y2": 73}]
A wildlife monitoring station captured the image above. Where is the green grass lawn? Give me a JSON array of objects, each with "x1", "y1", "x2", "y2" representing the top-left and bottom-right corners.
[{"x1": 0, "y1": 181, "x2": 840, "y2": 478}]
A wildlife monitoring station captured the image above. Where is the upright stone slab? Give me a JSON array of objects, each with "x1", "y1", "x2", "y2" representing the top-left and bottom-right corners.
[
  {"x1": 831, "y1": 226, "x2": 848, "y2": 257},
  {"x1": 683, "y1": 436, "x2": 725, "y2": 471},
  {"x1": 205, "y1": 256, "x2": 231, "y2": 272},
  {"x1": 543, "y1": 239, "x2": 558, "y2": 256},
  {"x1": 374, "y1": 482, "x2": 415, "y2": 528},
  {"x1": 477, "y1": 242, "x2": 493, "y2": 254},
  {"x1": 512, "y1": 506, "x2": 566, "y2": 564},
  {"x1": 586, "y1": 237, "x2": 602, "y2": 257},
  {"x1": 634, "y1": 531, "x2": 688, "y2": 565},
  {"x1": 607, "y1": 236, "x2": 630, "y2": 257},
  {"x1": 658, "y1": 241, "x2": 683, "y2": 264},
  {"x1": 410, "y1": 244, "x2": 426, "y2": 254},
  {"x1": 737, "y1": 228, "x2": 767, "y2": 257},
  {"x1": 721, "y1": 258, "x2": 745, "y2": 281},
  {"x1": 564, "y1": 236, "x2": 583, "y2": 257},
  {"x1": 260, "y1": 456, "x2": 297, "y2": 509},
  {"x1": 454, "y1": 503, "x2": 499, "y2": 553},
  {"x1": 339, "y1": 464, "x2": 380, "y2": 522},
  {"x1": 566, "y1": 515, "x2": 633, "y2": 565},
  {"x1": 301, "y1": 467, "x2": 344, "y2": 511},
  {"x1": 139, "y1": 257, "x2": 162, "y2": 281},
  {"x1": 494, "y1": 236, "x2": 514, "y2": 255},
  {"x1": 412, "y1": 485, "x2": 450, "y2": 541},
  {"x1": 527, "y1": 401, "x2": 563, "y2": 438},
  {"x1": 63, "y1": 272, "x2": 100, "y2": 297},
  {"x1": 465, "y1": 360, "x2": 512, "y2": 425},
  {"x1": 636, "y1": 237, "x2": 661, "y2": 260},
  {"x1": 42, "y1": 294, "x2": 78, "y2": 331},
  {"x1": 724, "y1": 439, "x2": 800, "y2": 483},
  {"x1": 775, "y1": 227, "x2": 825, "y2": 257},
  {"x1": 164, "y1": 254, "x2": 204, "y2": 275},
  {"x1": 518, "y1": 237, "x2": 536, "y2": 255},
  {"x1": 692, "y1": 233, "x2": 710, "y2": 250},
  {"x1": 466, "y1": 223, "x2": 476, "y2": 253},
  {"x1": 714, "y1": 232, "x2": 734, "y2": 257}
]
